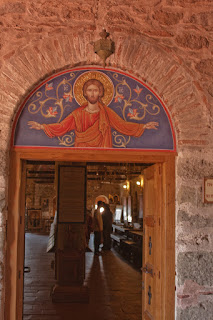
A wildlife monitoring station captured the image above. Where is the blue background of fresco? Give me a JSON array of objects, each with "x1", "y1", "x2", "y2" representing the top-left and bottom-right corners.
[{"x1": 14, "y1": 69, "x2": 174, "y2": 150}]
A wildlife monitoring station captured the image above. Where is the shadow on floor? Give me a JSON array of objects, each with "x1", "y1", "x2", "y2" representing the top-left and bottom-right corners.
[{"x1": 23, "y1": 233, "x2": 142, "y2": 320}]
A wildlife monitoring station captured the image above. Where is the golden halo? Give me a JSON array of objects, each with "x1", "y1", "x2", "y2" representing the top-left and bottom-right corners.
[{"x1": 73, "y1": 71, "x2": 114, "y2": 106}]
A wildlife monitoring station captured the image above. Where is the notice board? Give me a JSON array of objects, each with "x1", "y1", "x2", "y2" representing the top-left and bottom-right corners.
[
  {"x1": 203, "y1": 177, "x2": 213, "y2": 203},
  {"x1": 58, "y1": 166, "x2": 86, "y2": 223}
]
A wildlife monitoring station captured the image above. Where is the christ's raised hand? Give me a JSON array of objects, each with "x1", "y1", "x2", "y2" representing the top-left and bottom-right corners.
[
  {"x1": 28, "y1": 121, "x2": 44, "y2": 130},
  {"x1": 144, "y1": 122, "x2": 159, "y2": 130}
]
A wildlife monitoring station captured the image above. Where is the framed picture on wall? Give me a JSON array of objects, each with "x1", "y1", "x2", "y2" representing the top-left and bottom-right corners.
[
  {"x1": 26, "y1": 196, "x2": 33, "y2": 208},
  {"x1": 203, "y1": 177, "x2": 213, "y2": 203},
  {"x1": 113, "y1": 194, "x2": 120, "y2": 204},
  {"x1": 109, "y1": 194, "x2": 120, "y2": 204},
  {"x1": 41, "y1": 197, "x2": 49, "y2": 211}
]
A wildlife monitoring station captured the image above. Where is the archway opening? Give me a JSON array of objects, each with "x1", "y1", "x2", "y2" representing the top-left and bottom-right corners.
[{"x1": 6, "y1": 67, "x2": 176, "y2": 320}]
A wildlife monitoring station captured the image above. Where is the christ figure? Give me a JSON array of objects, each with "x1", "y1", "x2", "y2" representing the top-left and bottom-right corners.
[{"x1": 28, "y1": 79, "x2": 158, "y2": 148}]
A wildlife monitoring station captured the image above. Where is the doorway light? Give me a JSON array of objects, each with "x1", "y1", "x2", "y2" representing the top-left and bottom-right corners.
[{"x1": 123, "y1": 180, "x2": 130, "y2": 190}]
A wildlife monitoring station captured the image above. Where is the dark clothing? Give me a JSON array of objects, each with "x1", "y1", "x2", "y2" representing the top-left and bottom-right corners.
[
  {"x1": 85, "y1": 212, "x2": 93, "y2": 247},
  {"x1": 102, "y1": 204, "x2": 113, "y2": 250},
  {"x1": 103, "y1": 228, "x2": 111, "y2": 250},
  {"x1": 94, "y1": 231, "x2": 102, "y2": 254},
  {"x1": 93, "y1": 206, "x2": 103, "y2": 254}
]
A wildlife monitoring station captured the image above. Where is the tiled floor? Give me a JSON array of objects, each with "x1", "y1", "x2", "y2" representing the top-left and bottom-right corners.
[{"x1": 23, "y1": 233, "x2": 142, "y2": 320}]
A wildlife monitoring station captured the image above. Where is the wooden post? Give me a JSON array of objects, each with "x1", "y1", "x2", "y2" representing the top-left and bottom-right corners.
[{"x1": 51, "y1": 163, "x2": 89, "y2": 303}]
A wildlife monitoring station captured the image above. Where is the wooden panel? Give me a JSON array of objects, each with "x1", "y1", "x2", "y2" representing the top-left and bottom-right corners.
[
  {"x1": 16, "y1": 160, "x2": 26, "y2": 320},
  {"x1": 161, "y1": 159, "x2": 175, "y2": 320},
  {"x1": 57, "y1": 250, "x2": 85, "y2": 285},
  {"x1": 143, "y1": 164, "x2": 162, "y2": 320},
  {"x1": 14, "y1": 148, "x2": 177, "y2": 163},
  {"x1": 58, "y1": 166, "x2": 86, "y2": 223},
  {"x1": 144, "y1": 216, "x2": 156, "y2": 227},
  {"x1": 144, "y1": 310, "x2": 154, "y2": 320}
]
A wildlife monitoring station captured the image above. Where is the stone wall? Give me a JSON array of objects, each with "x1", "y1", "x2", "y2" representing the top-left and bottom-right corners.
[
  {"x1": 176, "y1": 149, "x2": 213, "y2": 319},
  {"x1": 0, "y1": 0, "x2": 212, "y2": 319}
]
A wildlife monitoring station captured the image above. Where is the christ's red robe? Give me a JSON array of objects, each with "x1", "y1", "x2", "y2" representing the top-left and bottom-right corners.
[{"x1": 43, "y1": 103, "x2": 145, "y2": 148}]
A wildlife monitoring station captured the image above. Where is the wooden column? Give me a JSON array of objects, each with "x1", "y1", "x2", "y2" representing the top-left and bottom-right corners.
[{"x1": 51, "y1": 163, "x2": 89, "y2": 302}]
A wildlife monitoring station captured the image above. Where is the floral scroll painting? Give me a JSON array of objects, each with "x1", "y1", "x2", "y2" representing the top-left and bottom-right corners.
[{"x1": 13, "y1": 68, "x2": 175, "y2": 151}]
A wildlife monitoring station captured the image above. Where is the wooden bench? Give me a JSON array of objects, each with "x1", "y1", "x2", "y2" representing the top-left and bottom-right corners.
[
  {"x1": 120, "y1": 239, "x2": 136, "y2": 257},
  {"x1": 120, "y1": 240, "x2": 142, "y2": 268},
  {"x1": 110, "y1": 225, "x2": 143, "y2": 268},
  {"x1": 110, "y1": 233, "x2": 126, "y2": 249}
]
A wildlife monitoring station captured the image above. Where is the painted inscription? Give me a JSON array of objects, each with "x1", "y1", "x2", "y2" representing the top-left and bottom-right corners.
[{"x1": 204, "y1": 178, "x2": 213, "y2": 203}]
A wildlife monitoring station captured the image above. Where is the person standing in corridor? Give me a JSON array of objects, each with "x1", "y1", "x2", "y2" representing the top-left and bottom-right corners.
[
  {"x1": 93, "y1": 201, "x2": 103, "y2": 255},
  {"x1": 102, "y1": 202, "x2": 113, "y2": 251}
]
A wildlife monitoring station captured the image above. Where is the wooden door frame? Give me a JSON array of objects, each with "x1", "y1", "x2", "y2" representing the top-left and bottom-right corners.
[{"x1": 5, "y1": 148, "x2": 176, "y2": 320}]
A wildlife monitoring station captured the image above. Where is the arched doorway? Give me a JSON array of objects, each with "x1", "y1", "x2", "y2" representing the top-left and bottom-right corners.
[{"x1": 5, "y1": 67, "x2": 176, "y2": 320}]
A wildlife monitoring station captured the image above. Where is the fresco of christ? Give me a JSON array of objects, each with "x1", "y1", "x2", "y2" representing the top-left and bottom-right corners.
[{"x1": 28, "y1": 78, "x2": 158, "y2": 148}]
